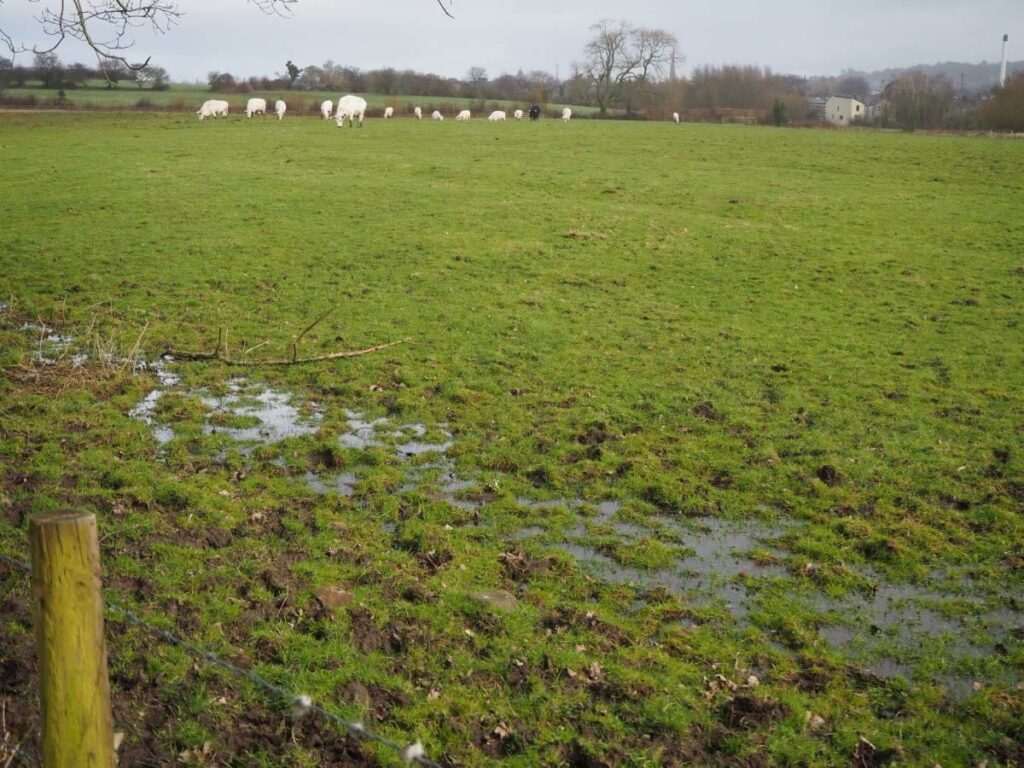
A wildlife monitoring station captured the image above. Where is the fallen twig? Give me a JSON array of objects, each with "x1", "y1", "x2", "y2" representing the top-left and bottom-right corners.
[
  {"x1": 290, "y1": 308, "x2": 334, "y2": 363},
  {"x1": 164, "y1": 337, "x2": 410, "y2": 366}
]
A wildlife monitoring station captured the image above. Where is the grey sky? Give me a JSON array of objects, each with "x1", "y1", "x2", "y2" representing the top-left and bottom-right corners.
[{"x1": 2, "y1": 0, "x2": 1021, "y2": 81}]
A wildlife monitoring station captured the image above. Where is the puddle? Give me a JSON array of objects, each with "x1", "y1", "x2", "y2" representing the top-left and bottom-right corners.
[
  {"x1": 304, "y1": 471, "x2": 357, "y2": 496},
  {"x1": 337, "y1": 413, "x2": 453, "y2": 459},
  {"x1": 129, "y1": 389, "x2": 176, "y2": 445},
  {"x1": 396, "y1": 438, "x2": 454, "y2": 457},
  {"x1": 20, "y1": 323, "x2": 83, "y2": 366},
  {"x1": 201, "y1": 381, "x2": 321, "y2": 443},
  {"x1": 552, "y1": 514, "x2": 789, "y2": 620},
  {"x1": 130, "y1": 375, "x2": 320, "y2": 448},
  {"x1": 339, "y1": 410, "x2": 387, "y2": 450},
  {"x1": 127, "y1": 361, "x2": 181, "y2": 445},
  {"x1": 513, "y1": 525, "x2": 545, "y2": 540},
  {"x1": 565, "y1": 503, "x2": 647, "y2": 544},
  {"x1": 516, "y1": 496, "x2": 580, "y2": 512},
  {"x1": 539, "y1": 506, "x2": 1021, "y2": 694},
  {"x1": 808, "y1": 571, "x2": 1021, "y2": 690}
]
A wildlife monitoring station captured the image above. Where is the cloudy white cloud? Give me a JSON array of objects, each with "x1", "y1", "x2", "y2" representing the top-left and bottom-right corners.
[{"x1": 1, "y1": 0, "x2": 1020, "y2": 81}]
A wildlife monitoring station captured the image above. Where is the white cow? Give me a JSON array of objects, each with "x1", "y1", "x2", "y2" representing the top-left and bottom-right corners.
[
  {"x1": 197, "y1": 100, "x2": 229, "y2": 120},
  {"x1": 321, "y1": 100, "x2": 334, "y2": 120},
  {"x1": 672, "y1": 112, "x2": 680, "y2": 123},
  {"x1": 431, "y1": 110, "x2": 444, "y2": 121},
  {"x1": 513, "y1": 109, "x2": 524, "y2": 120},
  {"x1": 275, "y1": 100, "x2": 287, "y2": 120},
  {"x1": 245, "y1": 98, "x2": 267, "y2": 118},
  {"x1": 488, "y1": 110, "x2": 506, "y2": 121},
  {"x1": 384, "y1": 106, "x2": 394, "y2": 119},
  {"x1": 455, "y1": 109, "x2": 471, "y2": 121},
  {"x1": 335, "y1": 94, "x2": 368, "y2": 127},
  {"x1": 562, "y1": 107, "x2": 572, "y2": 122},
  {"x1": 414, "y1": 106, "x2": 423, "y2": 119}
]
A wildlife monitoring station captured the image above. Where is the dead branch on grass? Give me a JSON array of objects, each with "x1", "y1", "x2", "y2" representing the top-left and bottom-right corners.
[
  {"x1": 165, "y1": 309, "x2": 409, "y2": 366},
  {"x1": 164, "y1": 320, "x2": 409, "y2": 366}
]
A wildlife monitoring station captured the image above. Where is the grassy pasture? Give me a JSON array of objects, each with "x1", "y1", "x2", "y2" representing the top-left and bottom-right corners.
[{"x1": 0, "y1": 112, "x2": 1023, "y2": 765}]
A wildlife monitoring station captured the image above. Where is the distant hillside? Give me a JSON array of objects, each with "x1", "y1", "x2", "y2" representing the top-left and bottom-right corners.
[{"x1": 850, "y1": 60, "x2": 1024, "y2": 93}]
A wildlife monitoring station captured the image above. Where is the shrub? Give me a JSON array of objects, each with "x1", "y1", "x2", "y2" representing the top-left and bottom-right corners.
[
  {"x1": 978, "y1": 73, "x2": 1024, "y2": 132},
  {"x1": 772, "y1": 98, "x2": 788, "y2": 126}
]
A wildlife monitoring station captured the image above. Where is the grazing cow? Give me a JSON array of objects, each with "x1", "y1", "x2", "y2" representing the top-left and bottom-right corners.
[
  {"x1": 672, "y1": 112, "x2": 680, "y2": 123},
  {"x1": 431, "y1": 110, "x2": 444, "y2": 121},
  {"x1": 197, "y1": 100, "x2": 230, "y2": 120},
  {"x1": 455, "y1": 109, "x2": 471, "y2": 121},
  {"x1": 528, "y1": 105, "x2": 541, "y2": 120},
  {"x1": 245, "y1": 98, "x2": 267, "y2": 118},
  {"x1": 562, "y1": 107, "x2": 572, "y2": 122},
  {"x1": 514, "y1": 109, "x2": 524, "y2": 120},
  {"x1": 384, "y1": 106, "x2": 394, "y2": 119},
  {"x1": 414, "y1": 106, "x2": 423, "y2": 119},
  {"x1": 321, "y1": 100, "x2": 334, "y2": 120},
  {"x1": 488, "y1": 110, "x2": 506, "y2": 121},
  {"x1": 335, "y1": 94, "x2": 368, "y2": 127},
  {"x1": 275, "y1": 100, "x2": 287, "y2": 120}
]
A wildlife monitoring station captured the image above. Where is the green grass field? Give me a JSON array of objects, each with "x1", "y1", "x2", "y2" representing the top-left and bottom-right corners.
[
  {"x1": 4, "y1": 81, "x2": 595, "y2": 116},
  {"x1": 1, "y1": 111, "x2": 1022, "y2": 765}
]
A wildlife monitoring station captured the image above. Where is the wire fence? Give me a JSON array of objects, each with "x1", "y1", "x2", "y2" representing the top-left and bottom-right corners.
[{"x1": 0, "y1": 551, "x2": 441, "y2": 767}]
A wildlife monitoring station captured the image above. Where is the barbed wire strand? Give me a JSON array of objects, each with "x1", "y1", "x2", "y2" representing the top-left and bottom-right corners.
[{"x1": 0, "y1": 552, "x2": 441, "y2": 767}]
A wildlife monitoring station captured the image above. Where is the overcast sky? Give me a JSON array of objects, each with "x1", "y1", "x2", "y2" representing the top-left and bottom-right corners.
[{"x1": 2, "y1": 0, "x2": 1021, "y2": 81}]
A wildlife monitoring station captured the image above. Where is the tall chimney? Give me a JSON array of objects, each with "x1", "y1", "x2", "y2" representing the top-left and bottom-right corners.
[{"x1": 1000, "y1": 34, "x2": 1009, "y2": 88}]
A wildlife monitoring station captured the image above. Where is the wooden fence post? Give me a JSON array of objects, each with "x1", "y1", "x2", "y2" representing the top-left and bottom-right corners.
[{"x1": 29, "y1": 511, "x2": 115, "y2": 768}]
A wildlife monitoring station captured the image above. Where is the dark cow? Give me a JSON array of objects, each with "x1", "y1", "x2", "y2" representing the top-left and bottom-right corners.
[{"x1": 529, "y1": 105, "x2": 541, "y2": 121}]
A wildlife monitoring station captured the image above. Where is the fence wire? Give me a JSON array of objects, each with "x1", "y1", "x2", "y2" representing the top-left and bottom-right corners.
[{"x1": 0, "y1": 551, "x2": 441, "y2": 767}]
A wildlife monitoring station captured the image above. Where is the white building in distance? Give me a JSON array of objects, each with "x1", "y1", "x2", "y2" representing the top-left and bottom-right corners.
[{"x1": 825, "y1": 96, "x2": 866, "y2": 126}]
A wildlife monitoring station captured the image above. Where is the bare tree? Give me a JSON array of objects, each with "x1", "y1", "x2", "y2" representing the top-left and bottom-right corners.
[
  {"x1": 577, "y1": 19, "x2": 635, "y2": 116},
  {"x1": 1, "y1": 0, "x2": 453, "y2": 73},
  {"x1": 576, "y1": 20, "x2": 679, "y2": 116},
  {"x1": 33, "y1": 51, "x2": 63, "y2": 87},
  {"x1": 98, "y1": 56, "x2": 131, "y2": 87},
  {"x1": 883, "y1": 71, "x2": 954, "y2": 130},
  {"x1": 2, "y1": 1, "x2": 185, "y2": 73},
  {"x1": 836, "y1": 72, "x2": 870, "y2": 100},
  {"x1": 633, "y1": 28, "x2": 677, "y2": 85},
  {"x1": 625, "y1": 27, "x2": 677, "y2": 115},
  {"x1": 133, "y1": 63, "x2": 166, "y2": 88}
]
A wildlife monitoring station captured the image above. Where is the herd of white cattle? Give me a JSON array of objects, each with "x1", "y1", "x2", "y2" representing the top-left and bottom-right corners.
[
  {"x1": 197, "y1": 95, "x2": 588, "y2": 125},
  {"x1": 198, "y1": 96, "x2": 687, "y2": 126}
]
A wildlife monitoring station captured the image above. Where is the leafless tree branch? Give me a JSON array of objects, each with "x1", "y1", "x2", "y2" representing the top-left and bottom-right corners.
[
  {"x1": 1, "y1": 0, "x2": 454, "y2": 67},
  {"x1": 435, "y1": 0, "x2": 454, "y2": 20}
]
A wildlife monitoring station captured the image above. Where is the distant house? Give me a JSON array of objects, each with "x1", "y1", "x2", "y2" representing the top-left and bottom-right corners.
[
  {"x1": 806, "y1": 96, "x2": 828, "y2": 120},
  {"x1": 825, "y1": 95, "x2": 866, "y2": 126}
]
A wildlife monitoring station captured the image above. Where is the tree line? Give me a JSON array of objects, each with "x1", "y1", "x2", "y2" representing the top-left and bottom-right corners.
[
  {"x1": 205, "y1": 61, "x2": 566, "y2": 105},
  {"x1": 3, "y1": 27, "x2": 1023, "y2": 131},
  {"x1": 0, "y1": 52, "x2": 169, "y2": 90}
]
